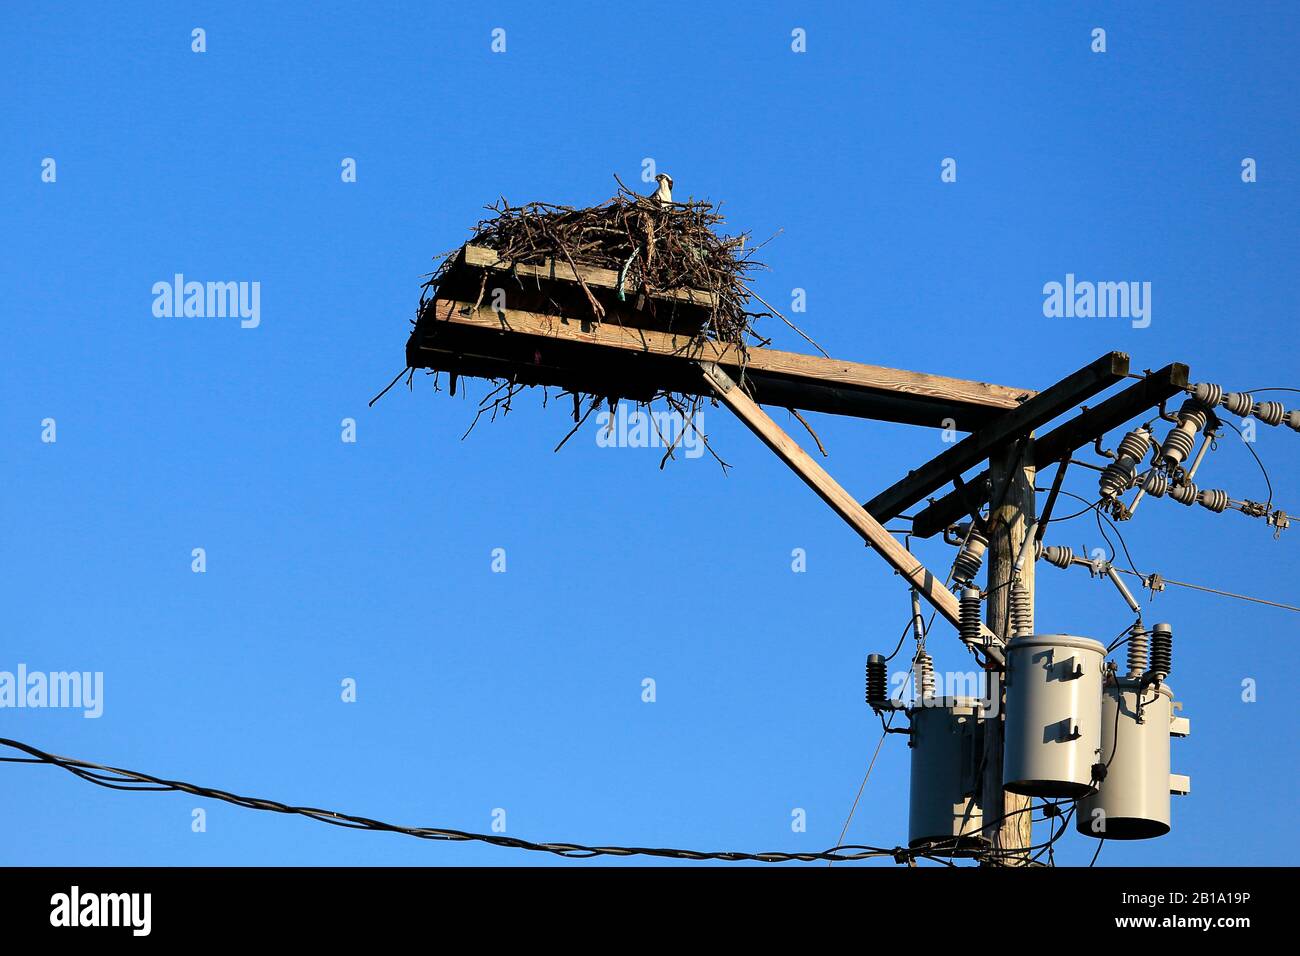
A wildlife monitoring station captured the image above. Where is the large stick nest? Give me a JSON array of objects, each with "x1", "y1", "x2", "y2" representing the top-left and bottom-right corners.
[
  {"x1": 422, "y1": 178, "x2": 769, "y2": 348},
  {"x1": 399, "y1": 179, "x2": 811, "y2": 468}
]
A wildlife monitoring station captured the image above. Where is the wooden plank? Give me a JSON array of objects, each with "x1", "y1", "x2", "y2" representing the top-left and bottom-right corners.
[
  {"x1": 1033, "y1": 362, "x2": 1189, "y2": 465},
  {"x1": 699, "y1": 362, "x2": 1004, "y2": 665},
  {"x1": 463, "y1": 244, "x2": 716, "y2": 308},
  {"x1": 410, "y1": 334, "x2": 1003, "y2": 428},
  {"x1": 410, "y1": 299, "x2": 1034, "y2": 425},
  {"x1": 864, "y1": 352, "x2": 1130, "y2": 524},
  {"x1": 909, "y1": 362, "x2": 1190, "y2": 538}
]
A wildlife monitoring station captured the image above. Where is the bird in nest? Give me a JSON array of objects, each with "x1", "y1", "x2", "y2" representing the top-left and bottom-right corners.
[{"x1": 650, "y1": 173, "x2": 673, "y2": 205}]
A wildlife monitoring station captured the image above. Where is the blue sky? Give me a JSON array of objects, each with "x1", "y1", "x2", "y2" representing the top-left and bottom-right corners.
[{"x1": 2, "y1": 1, "x2": 1297, "y2": 866}]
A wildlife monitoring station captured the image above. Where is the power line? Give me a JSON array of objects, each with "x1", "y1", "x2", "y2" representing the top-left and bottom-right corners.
[
  {"x1": 831, "y1": 716, "x2": 893, "y2": 867},
  {"x1": 1088, "y1": 838, "x2": 1106, "y2": 867},
  {"x1": 1111, "y1": 566, "x2": 1300, "y2": 613},
  {"x1": 1220, "y1": 419, "x2": 1274, "y2": 508},
  {"x1": 837, "y1": 528, "x2": 983, "y2": 857},
  {"x1": 1041, "y1": 490, "x2": 1298, "y2": 612},
  {"x1": 0, "y1": 737, "x2": 937, "y2": 866}
]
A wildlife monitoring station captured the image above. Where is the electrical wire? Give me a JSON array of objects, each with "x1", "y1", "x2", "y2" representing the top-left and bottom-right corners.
[
  {"x1": 1033, "y1": 804, "x2": 1076, "y2": 866},
  {"x1": 1037, "y1": 496, "x2": 1100, "y2": 526},
  {"x1": 1109, "y1": 566, "x2": 1300, "y2": 613},
  {"x1": 977, "y1": 801, "x2": 1075, "y2": 866},
  {"x1": 836, "y1": 528, "x2": 976, "y2": 861},
  {"x1": 1043, "y1": 488, "x2": 1297, "y2": 609},
  {"x1": 1096, "y1": 501, "x2": 1142, "y2": 578},
  {"x1": 882, "y1": 618, "x2": 912, "y2": 663},
  {"x1": 1107, "y1": 623, "x2": 1137, "y2": 653},
  {"x1": 0, "y1": 737, "x2": 945, "y2": 865},
  {"x1": 830, "y1": 714, "x2": 894, "y2": 868},
  {"x1": 1088, "y1": 838, "x2": 1106, "y2": 867},
  {"x1": 1220, "y1": 419, "x2": 1274, "y2": 508},
  {"x1": 1048, "y1": 488, "x2": 1142, "y2": 578}
]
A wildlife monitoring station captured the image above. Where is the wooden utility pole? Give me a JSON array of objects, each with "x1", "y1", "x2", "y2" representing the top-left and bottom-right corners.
[{"x1": 981, "y1": 438, "x2": 1037, "y2": 863}]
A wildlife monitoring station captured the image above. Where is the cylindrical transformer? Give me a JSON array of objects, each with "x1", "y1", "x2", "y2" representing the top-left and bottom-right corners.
[
  {"x1": 1077, "y1": 680, "x2": 1175, "y2": 840},
  {"x1": 909, "y1": 697, "x2": 987, "y2": 855},
  {"x1": 1003, "y1": 634, "x2": 1106, "y2": 797}
]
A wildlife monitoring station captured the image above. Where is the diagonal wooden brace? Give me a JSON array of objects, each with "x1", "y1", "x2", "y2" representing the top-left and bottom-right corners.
[{"x1": 699, "y1": 362, "x2": 1004, "y2": 667}]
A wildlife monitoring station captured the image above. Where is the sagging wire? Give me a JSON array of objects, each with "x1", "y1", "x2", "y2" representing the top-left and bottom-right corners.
[{"x1": 0, "y1": 737, "x2": 942, "y2": 866}]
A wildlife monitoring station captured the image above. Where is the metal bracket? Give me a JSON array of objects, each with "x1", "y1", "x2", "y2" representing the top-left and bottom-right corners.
[{"x1": 699, "y1": 361, "x2": 733, "y2": 394}]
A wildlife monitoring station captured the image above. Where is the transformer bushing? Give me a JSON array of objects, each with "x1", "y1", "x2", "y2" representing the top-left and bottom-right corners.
[
  {"x1": 1077, "y1": 679, "x2": 1188, "y2": 840},
  {"x1": 1003, "y1": 634, "x2": 1106, "y2": 797},
  {"x1": 865, "y1": 654, "x2": 888, "y2": 709},
  {"x1": 908, "y1": 697, "x2": 987, "y2": 855}
]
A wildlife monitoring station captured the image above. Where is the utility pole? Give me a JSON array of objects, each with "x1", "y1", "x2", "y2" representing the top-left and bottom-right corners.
[
  {"x1": 410, "y1": 264, "x2": 1221, "y2": 864},
  {"x1": 982, "y1": 438, "x2": 1036, "y2": 863}
]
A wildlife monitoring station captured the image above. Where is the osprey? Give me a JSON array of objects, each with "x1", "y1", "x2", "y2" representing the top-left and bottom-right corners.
[{"x1": 650, "y1": 173, "x2": 673, "y2": 205}]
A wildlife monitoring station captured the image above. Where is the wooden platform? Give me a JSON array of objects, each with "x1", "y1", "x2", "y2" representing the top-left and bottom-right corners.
[
  {"x1": 406, "y1": 298, "x2": 1035, "y2": 429},
  {"x1": 461, "y1": 244, "x2": 716, "y2": 309}
]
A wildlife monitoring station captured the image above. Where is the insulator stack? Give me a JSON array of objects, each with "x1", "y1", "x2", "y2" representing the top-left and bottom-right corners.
[
  {"x1": 1141, "y1": 471, "x2": 1169, "y2": 497},
  {"x1": 1116, "y1": 426, "x2": 1152, "y2": 463},
  {"x1": 1010, "y1": 581, "x2": 1033, "y2": 638},
  {"x1": 1196, "y1": 488, "x2": 1230, "y2": 513},
  {"x1": 1253, "y1": 400, "x2": 1286, "y2": 427},
  {"x1": 865, "y1": 654, "x2": 888, "y2": 708},
  {"x1": 1160, "y1": 399, "x2": 1210, "y2": 467},
  {"x1": 1190, "y1": 382, "x2": 1298, "y2": 428},
  {"x1": 915, "y1": 651, "x2": 936, "y2": 700},
  {"x1": 1040, "y1": 544, "x2": 1075, "y2": 569},
  {"x1": 1190, "y1": 382, "x2": 1224, "y2": 407},
  {"x1": 1099, "y1": 458, "x2": 1138, "y2": 499},
  {"x1": 1099, "y1": 427, "x2": 1151, "y2": 500},
  {"x1": 959, "y1": 588, "x2": 983, "y2": 647},
  {"x1": 1146, "y1": 623, "x2": 1172, "y2": 686},
  {"x1": 1222, "y1": 391, "x2": 1254, "y2": 416},
  {"x1": 952, "y1": 532, "x2": 988, "y2": 586},
  {"x1": 1169, "y1": 481, "x2": 1198, "y2": 506},
  {"x1": 1126, "y1": 625, "x2": 1149, "y2": 679}
]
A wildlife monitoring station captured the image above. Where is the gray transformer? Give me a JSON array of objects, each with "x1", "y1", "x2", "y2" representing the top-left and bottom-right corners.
[
  {"x1": 908, "y1": 697, "x2": 987, "y2": 855},
  {"x1": 1077, "y1": 679, "x2": 1190, "y2": 839},
  {"x1": 1003, "y1": 634, "x2": 1106, "y2": 797}
]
